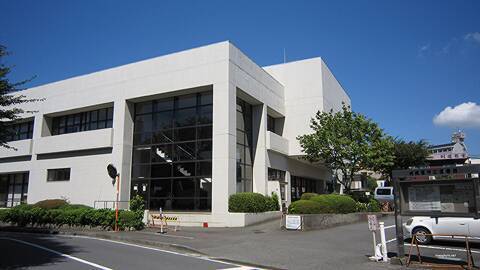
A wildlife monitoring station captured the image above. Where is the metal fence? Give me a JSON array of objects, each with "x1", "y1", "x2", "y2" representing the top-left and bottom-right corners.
[{"x1": 93, "y1": 200, "x2": 130, "y2": 210}]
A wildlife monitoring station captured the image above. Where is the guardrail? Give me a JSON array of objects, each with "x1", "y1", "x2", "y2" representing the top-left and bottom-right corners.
[{"x1": 93, "y1": 200, "x2": 129, "y2": 209}]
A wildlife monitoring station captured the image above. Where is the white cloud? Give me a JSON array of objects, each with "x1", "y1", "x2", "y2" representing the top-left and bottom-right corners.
[
  {"x1": 434, "y1": 102, "x2": 480, "y2": 128},
  {"x1": 418, "y1": 43, "x2": 430, "y2": 57},
  {"x1": 465, "y1": 32, "x2": 480, "y2": 45}
]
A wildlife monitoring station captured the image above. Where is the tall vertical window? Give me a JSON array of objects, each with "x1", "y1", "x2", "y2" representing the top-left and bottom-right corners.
[
  {"x1": 0, "y1": 173, "x2": 29, "y2": 207},
  {"x1": 51, "y1": 107, "x2": 113, "y2": 135},
  {"x1": 131, "y1": 91, "x2": 213, "y2": 211},
  {"x1": 4, "y1": 120, "x2": 34, "y2": 141},
  {"x1": 236, "y1": 98, "x2": 253, "y2": 193},
  {"x1": 267, "y1": 115, "x2": 276, "y2": 133}
]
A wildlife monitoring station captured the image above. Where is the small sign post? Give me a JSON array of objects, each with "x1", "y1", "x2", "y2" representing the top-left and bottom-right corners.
[
  {"x1": 368, "y1": 214, "x2": 379, "y2": 260},
  {"x1": 285, "y1": 215, "x2": 302, "y2": 230}
]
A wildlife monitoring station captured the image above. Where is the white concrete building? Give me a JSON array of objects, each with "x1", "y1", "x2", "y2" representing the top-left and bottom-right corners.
[{"x1": 0, "y1": 41, "x2": 350, "y2": 226}]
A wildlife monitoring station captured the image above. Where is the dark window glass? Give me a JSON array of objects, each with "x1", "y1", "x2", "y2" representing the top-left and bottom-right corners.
[
  {"x1": 151, "y1": 163, "x2": 173, "y2": 178},
  {"x1": 152, "y1": 130, "x2": 174, "y2": 144},
  {"x1": 175, "y1": 108, "x2": 197, "y2": 127},
  {"x1": 153, "y1": 111, "x2": 173, "y2": 130},
  {"x1": 177, "y1": 94, "x2": 197, "y2": 109},
  {"x1": 175, "y1": 127, "x2": 196, "y2": 142},
  {"x1": 150, "y1": 180, "x2": 171, "y2": 197},
  {"x1": 47, "y1": 168, "x2": 71, "y2": 182},
  {"x1": 0, "y1": 173, "x2": 29, "y2": 207},
  {"x1": 267, "y1": 115, "x2": 276, "y2": 133},
  {"x1": 4, "y1": 120, "x2": 34, "y2": 142},
  {"x1": 51, "y1": 107, "x2": 113, "y2": 135},
  {"x1": 131, "y1": 91, "x2": 213, "y2": 211},
  {"x1": 154, "y1": 98, "x2": 174, "y2": 112},
  {"x1": 236, "y1": 98, "x2": 253, "y2": 193}
]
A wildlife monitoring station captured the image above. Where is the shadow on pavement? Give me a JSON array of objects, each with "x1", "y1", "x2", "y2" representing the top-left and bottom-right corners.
[{"x1": 0, "y1": 232, "x2": 81, "y2": 269}]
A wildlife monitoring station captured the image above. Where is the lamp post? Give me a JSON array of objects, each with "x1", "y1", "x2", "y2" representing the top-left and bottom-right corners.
[{"x1": 107, "y1": 164, "x2": 120, "y2": 232}]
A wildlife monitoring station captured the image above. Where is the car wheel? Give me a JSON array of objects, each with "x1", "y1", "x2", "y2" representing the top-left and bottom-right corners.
[{"x1": 413, "y1": 227, "x2": 432, "y2": 244}]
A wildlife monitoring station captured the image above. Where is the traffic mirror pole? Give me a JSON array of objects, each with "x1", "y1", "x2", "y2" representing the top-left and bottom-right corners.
[{"x1": 115, "y1": 175, "x2": 120, "y2": 232}]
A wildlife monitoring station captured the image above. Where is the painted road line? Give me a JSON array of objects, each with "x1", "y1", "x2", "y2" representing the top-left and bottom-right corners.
[
  {"x1": 0, "y1": 237, "x2": 112, "y2": 270},
  {"x1": 386, "y1": 238, "x2": 396, "y2": 244},
  {"x1": 384, "y1": 225, "x2": 395, "y2": 229},
  {"x1": 56, "y1": 234, "x2": 241, "y2": 267}
]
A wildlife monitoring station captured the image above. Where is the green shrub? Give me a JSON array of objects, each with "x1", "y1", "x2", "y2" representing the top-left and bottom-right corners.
[
  {"x1": 229, "y1": 192, "x2": 278, "y2": 213},
  {"x1": 58, "y1": 204, "x2": 92, "y2": 210},
  {"x1": 355, "y1": 202, "x2": 368, "y2": 212},
  {"x1": 350, "y1": 192, "x2": 370, "y2": 203},
  {"x1": 300, "y1": 193, "x2": 318, "y2": 200},
  {"x1": 288, "y1": 200, "x2": 323, "y2": 214},
  {"x1": 367, "y1": 199, "x2": 381, "y2": 212},
  {"x1": 118, "y1": 210, "x2": 144, "y2": 230},
  {"x1": 0, "y1": 204, "x2": 143, "y2": 230},
  {"x1": 129, "y1": 195, "x2": 145, "y2": 212},
  {"x1": 310, "y1": 194, "x2": 357, "y2": 214},
  {"x1": 34, "y1": 199, "x2": 69, "y2": 209},
  {"x1": 268, "y1": 192, "x2": 280, "y2": 211}
]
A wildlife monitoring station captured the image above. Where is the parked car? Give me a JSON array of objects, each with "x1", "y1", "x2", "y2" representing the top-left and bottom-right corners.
[
  {"x1": 404, "y1": 216, "x2": 480, "y2": 244},
  {"x1": 374, "y1": 187, "x2": 394, "y2": 202}
]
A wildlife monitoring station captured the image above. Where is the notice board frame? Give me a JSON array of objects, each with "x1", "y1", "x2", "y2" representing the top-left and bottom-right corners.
[{"x1": 392, "y1": 164, "x2": 480, "y2": 219}]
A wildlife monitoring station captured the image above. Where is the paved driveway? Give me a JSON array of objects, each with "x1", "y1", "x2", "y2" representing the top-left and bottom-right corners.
[{"x1": 0, "y1": 232, "x2": 246, "y2": 270}]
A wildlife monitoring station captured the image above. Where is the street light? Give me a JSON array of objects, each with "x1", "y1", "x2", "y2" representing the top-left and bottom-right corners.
[{"x1": 107, "y1": 163, "x2": 120, "y2": 232}]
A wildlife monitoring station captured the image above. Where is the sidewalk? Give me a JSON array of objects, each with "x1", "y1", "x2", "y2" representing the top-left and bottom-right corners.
[{"x1": 49, "y1": 216, "x2": 403, "y2": 270}]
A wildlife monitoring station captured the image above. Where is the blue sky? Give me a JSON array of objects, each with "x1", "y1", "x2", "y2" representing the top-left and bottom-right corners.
[{"x1": 1, "y1": 0, "x2": 479, "y2": 155}]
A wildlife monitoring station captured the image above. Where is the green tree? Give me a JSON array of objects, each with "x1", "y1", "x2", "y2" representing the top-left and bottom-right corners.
[
  {"x1": 366, "y1": 176, "x2": 378, "y2": 193},
  {"x1": 0, "y1": 45, "x2": 40, "y2": 149},
  {"x1": 298, "y1": 104, "x2": 394, "y2": 194},
  {"x1": 382, "y1": 138, "x2": 430, "y2": 179}
]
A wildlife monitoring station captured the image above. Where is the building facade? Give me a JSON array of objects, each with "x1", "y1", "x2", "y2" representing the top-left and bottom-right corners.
[
  {"x1": 427, "y1": 131, "x2": 469, "y2": 166},
  {"x1": 0, "y1": 42, "x2": 350, "y2": 226}
]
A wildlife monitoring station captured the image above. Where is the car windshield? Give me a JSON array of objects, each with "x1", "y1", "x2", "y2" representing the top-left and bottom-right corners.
[{"x1": 376, "y1": 188, "x2": 391, "y2": 195}]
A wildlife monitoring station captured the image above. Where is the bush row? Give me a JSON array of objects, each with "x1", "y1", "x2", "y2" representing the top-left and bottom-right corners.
[
  {"x1": 229, "y1": 192, "x2": 280, "y2": 213},
  {"x1": 288, "y1": 193, "x2": 381, "y2": 214},
  {"x1": 0, "y1": 204, "x2": 144, "y2": 230}
]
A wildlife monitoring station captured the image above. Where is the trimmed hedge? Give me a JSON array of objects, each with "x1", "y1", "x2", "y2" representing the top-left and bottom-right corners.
[
  {"x1": 300, "y1": 193, "x2": 318, "y2": 201},
  {"x1": 229, "y1": 192, "x2": 279, "y2": 213},
  {"x1": 288, "y1": 200, "x2": 323, "y2": 214},
  {"x1": 0, "y1": 204, "x2": 144, "y2": 230},
  {"x1": 309, "y1": 194, "x2": 357, "y2": 214}
]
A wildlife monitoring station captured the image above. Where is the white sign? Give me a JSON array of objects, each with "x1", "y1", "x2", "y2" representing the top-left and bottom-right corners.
[
  {"x1": 367, "y1": 215, "x2": 378, "y2": 231},
  {"x1": 285, "y1": 215, "x2": 302, "y2": 230}
]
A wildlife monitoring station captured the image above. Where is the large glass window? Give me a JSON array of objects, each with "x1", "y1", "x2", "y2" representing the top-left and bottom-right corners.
[
  {"x1": 291, "y1": 176, "x2": 320, "y2": 201},
  {"x1": 51, "y1": 107, "x2": 113, "y2": 135},
  {"x1": 4, "y1": 120, "x2": 34, "y2": 142},
  {"x1": 47, "y1": 168, "x2": 71, "y2": 182},
  {"x1": 131, "y1": 91, "x2": 213, "y2": 211},
  {"x1": 236, "y1": 98, "x2": 253, "y2": 193},
  {"x1": 0, "y1": 173, "x2": 29, "y2": 207}
]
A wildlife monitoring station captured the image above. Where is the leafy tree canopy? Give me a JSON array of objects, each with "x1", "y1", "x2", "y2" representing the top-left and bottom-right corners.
[
  {"x1": 0, "y1": 45, "x2": 40, "y2": 149},
  {"x1": 381, "y1": 138, "x2": 430, "y2": 178},
  {"x1": 298, "y1": 103, "x2": 394, "y2": 193}
]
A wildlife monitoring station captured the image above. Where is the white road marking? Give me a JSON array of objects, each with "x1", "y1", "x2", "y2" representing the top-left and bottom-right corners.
[
  {"x1": 55, "y1": 234, "x2": 241, "y2": 267},
  {"x1": 384, "y1": 225, "x2": 395, "y2": 229},
  {"x1": 0, "y1": 237, "x2": 112, "y2": 270},
  {"x1": 386, "y1": 238, "x2": 396, "y2": 244}
]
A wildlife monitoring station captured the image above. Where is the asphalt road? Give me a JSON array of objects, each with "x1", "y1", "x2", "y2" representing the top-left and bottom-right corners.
[{"x1": 0, "y1": 232, "x2": 249, "y2": 270}]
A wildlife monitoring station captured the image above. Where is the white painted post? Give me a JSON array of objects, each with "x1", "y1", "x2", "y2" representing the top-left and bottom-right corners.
[
  {"x1": 372, "y1": 231, "x2": 377, "y2": 259},
  {"x1": 379, "y1": 222, "x2": 389, "y2": 262}
]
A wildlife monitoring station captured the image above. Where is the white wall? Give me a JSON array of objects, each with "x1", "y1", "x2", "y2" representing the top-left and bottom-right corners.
[{"x1": 264, "y1": 58, "x2": 351, "y2": 156}]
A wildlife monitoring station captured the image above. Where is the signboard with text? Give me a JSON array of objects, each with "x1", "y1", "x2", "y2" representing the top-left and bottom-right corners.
[
  {"x1": 285, "y1": 215, "x2": 302, "y2": 230},
  {"x1": 393, "y1": 164, "x2": 480, "y2": 218}
]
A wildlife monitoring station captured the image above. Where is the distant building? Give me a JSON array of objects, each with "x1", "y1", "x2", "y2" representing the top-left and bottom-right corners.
[{"x1": 427, "y1": 131, "x2": 469, "y2": 166}]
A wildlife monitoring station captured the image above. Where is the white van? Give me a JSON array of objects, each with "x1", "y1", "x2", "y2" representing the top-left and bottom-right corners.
[{"x1": 374, "y1": 187, "x2": 394, "y2": 202}]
